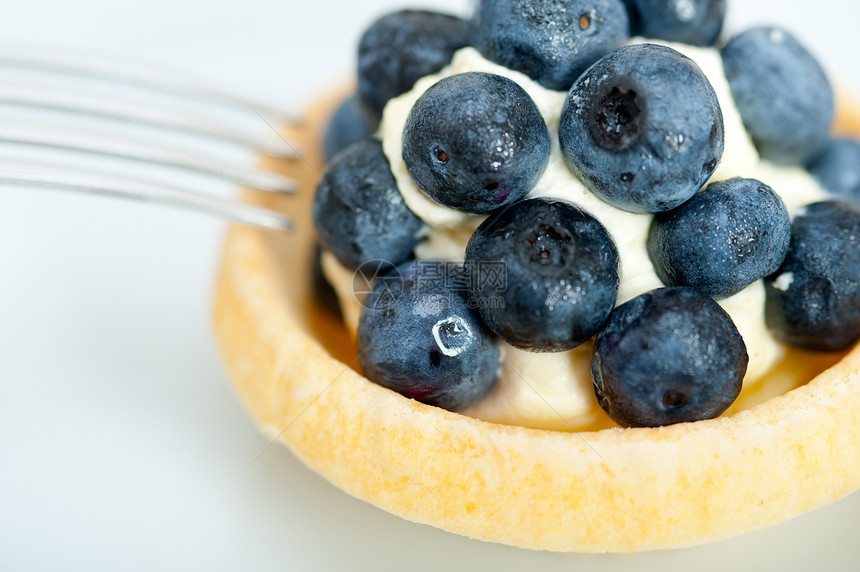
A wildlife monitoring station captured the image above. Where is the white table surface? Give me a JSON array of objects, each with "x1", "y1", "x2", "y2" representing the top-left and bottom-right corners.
[{"x1": 1, "y1": 1, "x2": 858, "y2": 570}]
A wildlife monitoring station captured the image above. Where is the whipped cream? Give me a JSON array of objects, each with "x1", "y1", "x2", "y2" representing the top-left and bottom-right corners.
[{"x1": 328, "y1": 43, "x2": 829, "y2": 431}]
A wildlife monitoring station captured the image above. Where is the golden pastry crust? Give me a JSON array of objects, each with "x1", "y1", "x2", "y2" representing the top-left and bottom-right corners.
[{"x1": 212, "y1": 92, "x2": 860, "y2": 553}]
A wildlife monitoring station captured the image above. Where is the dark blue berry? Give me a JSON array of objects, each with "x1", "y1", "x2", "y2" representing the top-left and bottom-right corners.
[
  {"x1": 592, "y1": 287, "x2": 747, "y2": 427},
  {"x1": 764, "y1": 201, "x2": 860, "y2": 351},
  {"x1": 402, "y1": 72, "x2": 551, "y2": 214},
  {"x1": 622, "y1": 0, "x2": 725, "y2": 46},
  {"x1": 647, "y1": 177, "x2": 791, "y2": 299},
  {"x1": 721, "y1": 27, "x2": 834, "y2": 166},
  {"x1": 471, "y1": 0, "x2": 629, "y2": 91},
  {"x1": 312, "y1": 139, "x2": 424, "y2": 270},
  {"x1": 323, "y1": 94, "x2": 378, "y2": 162},
  {"x1": 808, "y1": 138, "x2": 860, "y2": 203},
  {"x1": 357, "y1": 261, "x2": 499, "y2": 411},
  {"x1": 559, "y1": 43, "x2": 724, "y2": 213},
  {"x1": 465, "y1": 198, "x2": 619, "y2": 352},
  {"x1": 358, "y1": 10, "x2": 470, "y2": 120}
]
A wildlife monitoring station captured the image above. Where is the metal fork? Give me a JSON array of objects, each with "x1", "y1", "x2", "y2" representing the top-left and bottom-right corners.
[{"x1": 0, "y1": 44, "x2": 300, "y2": 231}]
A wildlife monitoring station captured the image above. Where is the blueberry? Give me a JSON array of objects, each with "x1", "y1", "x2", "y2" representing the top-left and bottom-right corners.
[
  {"x1": 465, "y1": 198, "x2": 619, "y2": 352},
  {"x1": 808, "y1": 138, "x2": 860, "y2": 204},
  {"x1": 357, "y1": 260, "x2": 499, "y2": 411},
  {"x1": 764, "y1": 201, "x2": 860, "y2": 351},
  {"x1": 471, "y1": 0, "x2": 629, "y2": 91},
  {"x1": 323, "y1": 94, "x2": 378, "y2": 161},
  {"x1": 722, "y1": 27, "x2": 833, "y2": 166},
  {"x1": 647, "y1": 178, "x2": 791, "y2": 299},
  {"x1": 622, "y1": 0, "x2": 725, "y2": 46},
  {"x1": 358, "y1": 10, "x2": 470, "y2": 120},
  {"x1": 559, "y1": 43, "x2": 724, "y2": 213},
  {"x1": 312, "y1": 139, "x2": 424, "y2": 270},
  {"x1": 402, "y1": 72, "x2": 551, "y2": 214},
  {"x1": 592, "y1": 287, "x2": 747, "y2": 427}
]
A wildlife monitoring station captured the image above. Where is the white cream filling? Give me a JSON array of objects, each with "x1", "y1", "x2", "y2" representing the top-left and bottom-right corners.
[{"x1": 327, "y1": 43, "x2": 830, "y2": 431}]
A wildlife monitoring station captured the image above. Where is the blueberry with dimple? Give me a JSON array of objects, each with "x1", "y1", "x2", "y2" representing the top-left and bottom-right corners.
[
  {"x1": 722, "y1": 27, "x2": 833, "y2": 166},
  {"x1": 622, "y1": 0, "x2": 725, "y2": 46},
  {"x1": 808, "y1": 138, "x2": 860, "y2": 204},
  {"x1": 357, "y1": 261, "x2": 499, "y2": 411},
  {"x1": 312, "y1": 139, "x2": 424, "y2": 270},
  {"x1": 323, "y1": 94, "x2": 379, "y2": 161},
  {"x1": 592, "y1": 287, "x2": 747, "y2": 428},
  {"x1": 647, "y1": 178, "x2": 791, "y2": 299},
  {"x1": 560, "y1": 44, "x2": 724, "y2": 213},
  {"x1": 403, "y1": 72, "x2": 551, "y2": 214},
  {"x1": 471, "y1": 0, "x2": 629, "y2": 91},
  {"x1": 764, "y1": 201, "x2": 860, "y2": 351},
  {"x1": 358, "y1": 10, "x2": 470, "y2": 121},
  {"x1": 465, "y1": 198, "x2": 619, "y2": 352}
]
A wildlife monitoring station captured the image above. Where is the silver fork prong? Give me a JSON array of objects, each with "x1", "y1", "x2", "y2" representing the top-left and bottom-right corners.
[
  {"x1": 0, "y1": 86, "x2": 301, "y2": 159},
  {"x1": 0, "y1": 161, "x2": 293, "y2": 231},
  {"x1": 0, "y1": 127, "x2": 297, "y2": 194},
  {"x1": 0, "y1": 44, "x2": 296, "y2": 124}
]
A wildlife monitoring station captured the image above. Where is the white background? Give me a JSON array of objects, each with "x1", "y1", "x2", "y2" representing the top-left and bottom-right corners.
[{"x1": 1, "y1": 0, "x2": 859, "y2": 570}]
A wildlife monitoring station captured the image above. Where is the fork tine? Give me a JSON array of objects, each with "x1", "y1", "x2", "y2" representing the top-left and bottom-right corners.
[
  {"x1": 0, "y1": 44, "x2": 296, "y2": 124},
  {"x1": 0, "y1": 126, "x2": 297, "y2": 193},
  {"x1": 0, "y1": 160, "x2": 293, "y2": 231},
  {"x1": 0, "y1": 86, "x2": 301, "y2": 159},
  {"x1": 0, "y1": 45, "x2": 306, "y2": 232}
]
